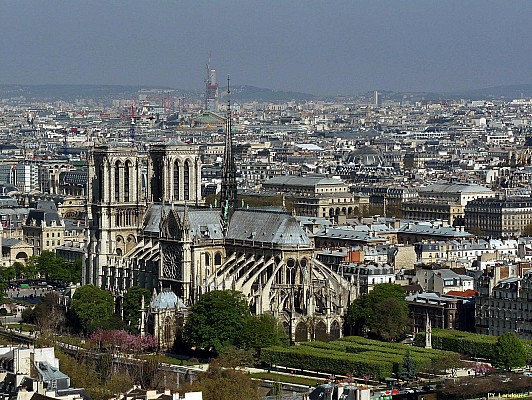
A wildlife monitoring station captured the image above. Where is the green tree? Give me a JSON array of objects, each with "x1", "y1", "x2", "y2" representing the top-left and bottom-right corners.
[
  {"x1": 523, "y1": 223, "x2": 532, "y2": 237},
  {"x1": 33, "y1": 292, "x2": 66, "y2": 333},
  {"x1": 68, "y1": 259, "x2": 83, "y2": 284},
  {"x1": 55, "y1": 350, "x2": 100, "y2": 394},
  {"x1": 373, "y1": 297, "x2": 410, "y2": 341},
  {"x1": 184, "y1": 290, "x2": 251, "y2": 352},
  {"x1": 238, "y1": 314, "x2": 287, "y2": 355},
  {"x1": 469, "y1": 227, "x2": 485, "y2": 237},
  {"x1": 348, "y1": 283, "x2": 409, "y2": 341},
  {"x1": 0, "y1": 267, "x2": 12, "y2": 297},
  {"x1": 12, "y1": 262, "x2": 25, "y2": 280},
  {"x1": 182, "y1": 362, "x2": 260, "y2": 400},
  {"x1": 430, "y1": 352, "x2": 462, "y2": 377},
  {"x1": 492, "y1": 332, "x2": 526, "y2": 371},
  {"x1": 398, "y1": 349, "x2": 417, "y2": 383},
  {"x1": 216, "y1": 345, "x2": 255, "y2": 368},
  {"x1": 122, "y1": 286, "x2": 151, "y2": 330},
  {"x1": 24, "y1": 256, "x2": 39, "y2": 280},
  {"x1": 70, "y1": 285, "x2": 115, "y2": 334},
  {"x1": 34, "y1": 251, "x2": 81, "y2": 284},
  {"x1": 36, "y1": 250, "x2": 61, "y2": 280},
  {"x1": 1, "y1": 266, "x2": 16, "y2": 284}
]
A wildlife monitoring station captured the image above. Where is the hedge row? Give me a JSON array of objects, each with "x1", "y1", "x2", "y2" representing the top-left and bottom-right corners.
[
  {"x1": 301, "y1": 341, "x2": 435, "y2": 372},
  {"x1": 261, "y1": 345, "x2": 393, "y2": 380},
  {"x1": 335, "y1": 336, "x2": 458, "y2": 360},
  {"x1": 414, "y1": 328, "x2": 532, "y2": 360}
]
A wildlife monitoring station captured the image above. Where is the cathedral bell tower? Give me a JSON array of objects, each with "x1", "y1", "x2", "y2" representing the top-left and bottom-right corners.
[
  {"x1": 84, "y1": 144, "x2": 145, "y2": 289},
  {"x1": 147, "y1": 142, "x2": 202, "y2": 205}
]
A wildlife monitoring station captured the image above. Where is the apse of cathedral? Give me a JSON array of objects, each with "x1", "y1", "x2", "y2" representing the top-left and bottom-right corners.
[{"x1": 84, "y1": 139, "x2": 352, "y2": 347}]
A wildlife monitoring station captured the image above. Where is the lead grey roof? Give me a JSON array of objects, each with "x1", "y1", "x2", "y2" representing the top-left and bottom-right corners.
[
  {"x1": 296, "y1": 216, "x2": 333, "y2": 225},
  {"x1": 188, "y1": 210, "x2": 223, "y2": 240},
  {"x1": 60, "y1": 170, "x2": 88, "y2": 185},
  {"x1": 398, "y1": 223, "x2": 472, "y2": 237},
  {"x1": 314, "y1": 227, "x2": 385, "y2": 243},
  {"x1": 406, "y1": 292, "x2": 445, "y2": 304},
  {"x1": 150, "y1": 290, "x2": 186, "y2": 309},
  {"x1": 2, "y1": 238, "x2": 24, "y2": 247},
  {"x1": 31, "y1": 200, "x2": 57, "y2": 211},
  {"x1": 143, "y1": 205, "x2": 224, "y2": 240},
  {"x1": 419, "y1": 182, "x2": 493, "y2": 194},
  {"x1": 0, "y1": 207, "x2": 29, "y2": 216},
  {"x1": 144, "y1": 205, "x2": 311, "y2": 246},
  {"x1": 263, "y1": 175, "x2": 344, "y2": 188},
  {"x1": 143, "y1": 204, "x2": 169, "y2": 233},
  {"x1": 227, "y1": 209, "x2": 312, "y2": 247},
  {"x1": 25, "y1": 209, "x2": 62, "y2": 226},
  {"x1": 34, "y1": 361, "x2": 69, "y2": 382}
]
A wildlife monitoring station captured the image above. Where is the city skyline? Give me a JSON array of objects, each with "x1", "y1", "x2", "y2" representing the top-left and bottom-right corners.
[{"x1": 1, "y1": 1, "x2": 531, "y2": 95}]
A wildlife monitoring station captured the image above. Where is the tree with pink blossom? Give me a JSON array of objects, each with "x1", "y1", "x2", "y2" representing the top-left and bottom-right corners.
[{"x1": 89, "y1": 329, "x2": 158, "y2": 355}]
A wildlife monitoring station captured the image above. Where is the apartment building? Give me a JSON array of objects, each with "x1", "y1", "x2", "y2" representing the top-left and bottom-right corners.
[
  {"x1": 341, "y1": 263, "x2": 395, "y2": 295},
  {"x1": 415, "y1": 266, "x2": 474, "y2": 295},
  {"x1": 476, "y1": 268, "x2": 532, "y2": 339},
  {"x1": 414, "y1": 239, "x2": 518, "y2": 264},
  {"x1": 263, "y1": 175, "x2": 370, "y2": 218},
  {"x1": 465, "y1": 197, "x2": 532, "y2": 238},
  {"x1": 402, "y1": 182, "x2": 495, "y2": 225},
  {"x1": 407, "y1": 291, "x2": 475, "y2": 333},
  {"x1": 22, "y1": 203, "x2": 65, "y2": 256}
]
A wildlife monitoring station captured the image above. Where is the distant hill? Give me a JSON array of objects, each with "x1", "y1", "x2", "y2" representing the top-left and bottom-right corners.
[
  {"x1": 0, "y1": 83, "x2": 529, "y2": 104},
  {"x1": 354, "y1": 84, "x2": 532, "y2": 104},
  {"x1": 0, "y1": 84, "x2": 197, "y2": 104},
  {"x1": 447, "y1": 84, "x2": 532, "y2": 100},
  {"x1": 0, "y1": 83, "x2": 314, "y2": 104},
  {"x1": 221, "y1": 85, "x2": 315, "y2": 102}
]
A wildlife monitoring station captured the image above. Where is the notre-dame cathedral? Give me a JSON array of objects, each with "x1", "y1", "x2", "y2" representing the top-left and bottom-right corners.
[{"x1": 84, "y1": 133, "x2": 353, "y2": 347}]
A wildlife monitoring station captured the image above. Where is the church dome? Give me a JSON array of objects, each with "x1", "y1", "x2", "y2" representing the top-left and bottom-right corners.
[{"x1": 345, "y1": 146, "x2": 384, "y2": 166}]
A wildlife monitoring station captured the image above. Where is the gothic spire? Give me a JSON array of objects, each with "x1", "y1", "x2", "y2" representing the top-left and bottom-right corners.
[{"x1": 220, "y1": 75, "x2": 237, "y2": 223}]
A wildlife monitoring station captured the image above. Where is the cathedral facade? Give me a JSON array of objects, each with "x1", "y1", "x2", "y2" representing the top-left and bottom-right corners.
[{"x1": 84, "y1": 141, "x2": 352, "y2": 347}]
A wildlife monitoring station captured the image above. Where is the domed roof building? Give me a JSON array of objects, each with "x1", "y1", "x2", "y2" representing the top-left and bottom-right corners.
[
  {"x1": 345, "y1": 146, "x2": 385, "y2": 166},
  {"x1": 336, "y1": 146, "x2": 394, "y2": 181}
]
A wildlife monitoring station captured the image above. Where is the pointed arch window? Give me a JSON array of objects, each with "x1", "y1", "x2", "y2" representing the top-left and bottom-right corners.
[
  {"x1": 184, "y1": 160, "x2": 190, "y2": 201},
  {"x1": 114, "y1": 161, "x2": 121, "y2": 202},
  {"x1": 173, "y1": 161, "x2": 180, "y2": 200},
  {"x1": 97, "y1": 166, "x2": 104, "y2": 202},
  {"x1": 124, "y1": 161, "x2": 131, "y2": 202}
]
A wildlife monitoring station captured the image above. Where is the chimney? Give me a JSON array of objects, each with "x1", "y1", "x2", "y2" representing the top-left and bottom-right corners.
[{"x1": 494, "y1": 265, "x2": 501, "y2": 285}]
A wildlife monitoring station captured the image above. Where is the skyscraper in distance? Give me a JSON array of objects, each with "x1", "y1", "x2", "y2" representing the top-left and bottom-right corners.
[{"x1": 205, "y1": 54, "x2": 219, "y2": 112}]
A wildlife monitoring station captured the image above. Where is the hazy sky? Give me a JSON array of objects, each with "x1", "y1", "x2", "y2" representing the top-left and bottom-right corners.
[{"x1": 1, "y1": 1, "x2": 530, "y2": 95}]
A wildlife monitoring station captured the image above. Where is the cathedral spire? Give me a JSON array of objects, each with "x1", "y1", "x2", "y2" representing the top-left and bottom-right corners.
[{"x1": 220, "y1": 75, "x2": 237, "y2": 223}]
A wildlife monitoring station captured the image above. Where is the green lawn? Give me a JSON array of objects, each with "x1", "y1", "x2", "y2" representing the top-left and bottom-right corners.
[
  {"x1": 6, "y1": 323, "x2": 35, "y2": 332},
  {"x1": 251, "y1": 372, "x2": 322, "y2": 387}
]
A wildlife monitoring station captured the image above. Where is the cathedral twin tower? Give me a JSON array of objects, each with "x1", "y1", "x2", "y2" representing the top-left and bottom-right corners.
[{"x1": 84, "y1": 141, "x2": 202, "y2": 287}]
